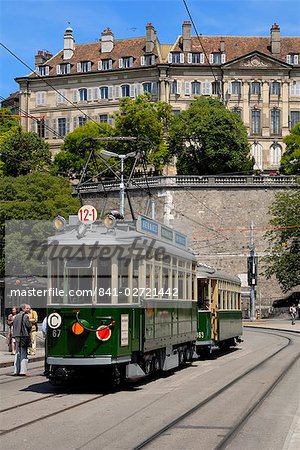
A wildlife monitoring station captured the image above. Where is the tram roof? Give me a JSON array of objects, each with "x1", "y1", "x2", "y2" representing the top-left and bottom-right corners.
[{"x1": 197, "y1": 266, "x2": 241, "y2": 285}]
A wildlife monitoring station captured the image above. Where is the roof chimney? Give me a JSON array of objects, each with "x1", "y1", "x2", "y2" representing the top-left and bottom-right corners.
[
  {"x1": 101, "y1": 28, "x2": 114, "y2": 53},
  {"x1": 63, "y1": 23, "x2": 74, "y2": 60},
  {"x1": 182, "y1": 21, "x2": 191, "y2": 52},
  {"x1": 270, "y1": 23, "x2": 280, "y2": 54},
  {"x1": 220, "y1": 39, "x2": 225, "y2": 53},
  {"x1": 35, "y1": 50, "x2": 53, "y2": 66},
  {"x1": 146, "y1": 23, "x2": 156, "y2": 53}
]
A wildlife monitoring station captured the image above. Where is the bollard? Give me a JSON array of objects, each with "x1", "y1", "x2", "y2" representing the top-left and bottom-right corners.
[{"x1": 256, "y1": 310, "x2": 260, "y2": 320}]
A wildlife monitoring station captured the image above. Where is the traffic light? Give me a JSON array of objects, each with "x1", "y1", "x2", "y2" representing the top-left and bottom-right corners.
[{"x1": 247, "y1": 256, "x2": 258, "y2": 286}]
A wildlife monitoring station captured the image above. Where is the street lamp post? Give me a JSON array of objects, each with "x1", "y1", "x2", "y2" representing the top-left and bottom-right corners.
[{"x1": 100, "y1": 150, "x2": 136, "y2": 217}]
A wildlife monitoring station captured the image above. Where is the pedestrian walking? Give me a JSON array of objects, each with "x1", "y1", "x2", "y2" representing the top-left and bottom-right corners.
[
  {"x1": 289, "y1": 304, "x2": 297, "y2": 325},
  {"x1": 12, "y1": 304, "x2": 32, "y2": 376},
  {"x1": 28, "y1": 307, "x2": 38, "y2": 356},
  {"x1": 6, "y1": 307, "x2": 18, "y2": 354}
]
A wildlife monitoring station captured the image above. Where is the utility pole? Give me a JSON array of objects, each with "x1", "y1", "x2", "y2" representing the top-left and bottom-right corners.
[{"x1": 248, "y1": 222, "x2": 257, "y2": 321}]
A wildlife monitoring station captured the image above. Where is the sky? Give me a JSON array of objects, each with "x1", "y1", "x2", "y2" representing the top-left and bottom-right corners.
[{"x1": 0, "y1": 0, "x2": 299, "y2": 99}]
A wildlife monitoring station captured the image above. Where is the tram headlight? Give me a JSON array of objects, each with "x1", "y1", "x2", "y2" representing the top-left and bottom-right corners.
[
  {"x1": 103, "y1": 214, "x2": 117, "y2": 229},
  {"x1": 53, "y1": 215, "x2": 66, "y2": 231}
]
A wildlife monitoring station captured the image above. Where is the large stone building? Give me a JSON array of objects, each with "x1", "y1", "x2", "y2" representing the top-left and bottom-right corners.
[{"x1": 16, "y1": 21, "x2": 300, "y2": 170}]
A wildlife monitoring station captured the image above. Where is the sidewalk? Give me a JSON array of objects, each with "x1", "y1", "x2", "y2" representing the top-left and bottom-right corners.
[
  {"x1": 243, "y1": 318, "x2": 300, "y2": 333},
  {"x1": 0, "y1": 347, "x2": 44, "y2": 369}
]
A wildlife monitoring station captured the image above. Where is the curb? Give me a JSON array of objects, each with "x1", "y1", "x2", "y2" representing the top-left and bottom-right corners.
[{"x1": 0, "y1": 356, "x2": 44, "y2": 369}]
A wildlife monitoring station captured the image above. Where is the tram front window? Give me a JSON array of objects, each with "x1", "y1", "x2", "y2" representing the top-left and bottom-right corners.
[{"x1": 65, "y1": 258, "x2": 93, "y2": 304}]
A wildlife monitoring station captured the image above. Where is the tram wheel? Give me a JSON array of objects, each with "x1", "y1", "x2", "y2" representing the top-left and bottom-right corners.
[
  {"x1": 144, "y1": 360, "x2": 152, "y2": 375},
  {"x1": 153, "y1": 357, "x2": 160, "y2": 372}
]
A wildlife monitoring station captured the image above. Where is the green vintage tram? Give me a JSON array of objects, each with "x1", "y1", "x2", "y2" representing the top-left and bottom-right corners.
[
  {"x1": 196, "y1": 265, "x2": 243, "y2": 354},
  {"x1": 46, "y1": 214, "x2": 198, "y2": 385}
]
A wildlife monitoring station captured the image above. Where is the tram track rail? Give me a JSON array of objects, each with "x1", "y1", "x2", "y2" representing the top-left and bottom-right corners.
[{"x1": 133, "y1": 328, "x2": 299, "y2": 449}]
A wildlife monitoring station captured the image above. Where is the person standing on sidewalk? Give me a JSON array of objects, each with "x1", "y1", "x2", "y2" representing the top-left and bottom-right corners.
[
  {"x1": 289, "y1": 304, "x2": 297, "y2": 325},
  {"x1": 12, "y1": 304, "x2": 32, "y2": 376},
  {"x1": 6, "y1": 306, "x2": 18, "y2": 354},
  {"x1": 28, "y1": 308, "x2": 38, "y2": 356}
]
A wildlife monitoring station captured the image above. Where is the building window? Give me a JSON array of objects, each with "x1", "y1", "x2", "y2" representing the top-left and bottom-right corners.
[
  {"x1": 79, "y1": 88, "x2": 88, "y2": 102},
  {"x1": 287, "y1": 54, "x2": 299, "y2": 65},
  {"x1": 39, "y1": 66, "x2": 49, "y2": 76},
  {"x1": 270, "y1": 81, "x2": 280, "y2": 95},
  {"x1": 251, "y1": 82, "x2": 261, "y2": 95},
  {"x1": 78, "y1": 61, "x2": 91, "y2": 73},
  {"x1": 99, "y1": 114, "x2": 108, "y2": 123},
  {"x1": 78, "y1": 116, "x2": 87, "y2": 128},
  {"x1": 191, "y1": 81, "x2": 201, "y2": 95},
  {"x1": 251, "y1": 110, "x2": 261, "y2": 135},
  {"x1": 172, "y1": 53, "x2": 181, "y2": 64},
  {"x1": 101, "y1": 59, "x2": 112, "y2": 70},
  {"x1": 121, "y1": 84, "x2": 130, "y2": 97},
  {"x1": 290, "y1": 111, "x2": 300, "y2": 129},
  {"x1": 36, "y1": 91, "x2": 46, "y2": 106},
  {"x1": 60, "y1": 64, "x2": 70, "y2": 75},
  {"x1": 251, "y1": 142, "x2": 263, "y2": 170},
  {"x1": 212, "y1": 81, "x2": 221, "y2": 96},
  {"x1": 271, "y1": 109, "x2": 281, "y2": 135},
  {"x1": 270, "y1": 144, "x2": 282, "y2": 165},
  {"x1": 210, "y1": 52, "x2": 222, "y2": 64},
  {"x1": 121, "y1": 57, "x2": 133, "y2": 68},
  {"x1": 145, "y1": 55, "x2": 155, "y2": 66},
  {"x1": 171, "y1": 80, "x2": 180, "y2": 95},
  {"x1": 232, "y1": 81, "x2": 241, "y2": 95},
  {"x1": 99, "y1": 86, "x2": 109, "y2": 100},
  {"x1": 37, "y1": 119, "x2": 45, "y2": 138},
  {"x1": 143, "y1": 83, "x2": 152, "y2": 93},
  {"x1": 192, "y1": 53, "x2": 202, "y2": 64},
  {"x1": 58, "y1": 118, "x2": 66, "y2": 137},
  {"x1": 232, "y1": 108, "x2": 242, "y2": 118},
  {"x1": 290, "y1": 83, "x2": 300, "y2": 97}
]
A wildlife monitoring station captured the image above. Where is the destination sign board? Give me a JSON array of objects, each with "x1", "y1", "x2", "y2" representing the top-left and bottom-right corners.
[{"x1": 136, "y1": 215, "x2": 187, "y2": 249}]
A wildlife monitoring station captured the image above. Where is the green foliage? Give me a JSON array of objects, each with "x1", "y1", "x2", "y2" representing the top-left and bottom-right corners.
[
  {"x1": 114, "y1": 94, "x2": 174, "y2": 171},
  {"x1": 0, "y1": 128, "x2": 51, "y2": 176},
  {"x1": 0, "y1": 173, "x2": 80, "y2": 277},
  {"x1": 281, "y1": 123, "x2": 300, "y2": 175},
  {"x1": 168, "y1": 97, "x2": 253, "y2": 175},
  {"x1": 263, "y1": 190, "x2": 300, "y2": 292},
  {"x1": 0, "y1": 108, "x2": 19, "y2": 135},
  {"x1": 52, "y1": 121, "x2": 114, "y2": 179}
]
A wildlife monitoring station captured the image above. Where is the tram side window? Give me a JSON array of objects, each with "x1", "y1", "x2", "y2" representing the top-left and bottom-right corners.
[
  {"x1": 97, "y1": 257, "x2": 112, "y2": 303},
  {"x1": 162, "y1": 266, "x2": 169, "y2": 298},
  {"x1": 118, "y1": 258, "x2": 130, "y2": 303},
  {"x1": 178, "y1": 270, "x2": 184, "y2": 299}
]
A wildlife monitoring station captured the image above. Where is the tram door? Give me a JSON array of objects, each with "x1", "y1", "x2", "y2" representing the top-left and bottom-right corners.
[{"x1": 211, "y1": 280, "x2": 218, "y2": 341}]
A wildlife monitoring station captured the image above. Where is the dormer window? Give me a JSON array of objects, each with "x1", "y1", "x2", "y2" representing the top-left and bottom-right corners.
[
  {"x1": 141, "y1": 55, "x2": 156, "y2": 66},
  {"x1": 168, "y1": 52, "x2": 184, "y2": 64},
  {"x1": 209, "y1": 52, "x2": 226, "y2": 64},
  {"x1": 286, "y1": 54, "x2": 299, "y2": 65},
  {"x1": 77, "y1": 61, "x2": 92, "y2": 73},
  {"x1": 98, "y1": 59, "x2": 112, "y2": 71},
  {"x1": 119, "y1": 57, "x2": 134, "y2": 69},
  {"x1": 187, "y1": 53, "x2": 204, "y2": 64},
  {"x1": 39, "y1": 66, "x2": 49, "y2": 76},
  {"x1": 57, "y1": 63, "x2": 71, "y2": 75}
]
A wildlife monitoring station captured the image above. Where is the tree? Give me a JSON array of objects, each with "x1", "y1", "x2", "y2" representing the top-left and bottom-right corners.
[
  {"x1": 168, "y1": 97, "x2": 253, "y2": 175},
  {"x1": 0, "y1": 127, "x2": 51, "y2": 176},
  {"x1": 0, "y1": 107, "x2": 19, "y2": 147},
  {"x1": 0, "y1": 173, "x2": 81, "y2": 277},
  {"x1": 52, "y1": 121, "x2": 114, "y2": 179},
  {"x1": 263, "y1": 190, "x2": 300, "y2": 292},
  {"x1": 280, "y1": 122, "x2": 300, "y2": 175},
  {"x1": 114, "y1": 94, "x2": 174, "y2": 171}
]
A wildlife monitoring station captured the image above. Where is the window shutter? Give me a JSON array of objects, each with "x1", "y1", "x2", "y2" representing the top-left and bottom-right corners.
[
  {"x1": 286, "y1": 55, "x2": 291, "y2": 64},
  {"x1": 93, "y1": 88, "x2": 98, "y2": 101},
  {"x1": 140, "y1": 56, "x2": 145, "y2": 66},
  {"x1": 36, "y1": 92, "x2": 40, "y2": 106},
  {"x1": 221, "y1": 53, "x2": 226, "y2": 64},
  {"x1": 67, "y1": 64, "x2": 71, "y2": 74},
  {"x1": 87, "y1": 88, "x2": 92, "y2": 101},
  {"x1": 87, "y1": 61, "x2": 92, "y2": 71},
  {"x1": 151, "y1": 82, "x2": 158, "y2": 95},
  {"x1": 180, "y1": 53, "x2": 184, "y2": 63},
  {"x1": 98, "y1": 60, "x2": 102, "y2": 70},
  {"x1": 207, "y1": 81, "x2": 212, "y2": 95},
  {"x1": 45, "y1": 66, "x2": 49, "y2": 76},
  {"x1": 109, "y1": 59, "x2": 112, "y2": 69},
  {"x1": 168, "y1": 53, "x2": 172, "y2": 63},
  {"x1": 151, "y1": 55, "x2": 156, "y2": 65},
  {"x1": 77, "y1": 63, "x2": 81, "y2": 72},
  {"x1": 44, "y1": 119, "x2": 50, "y2": 139},
  {"x1": 108, "y1": 117, "x2": 114, "y2": 126},
  {"x1": 31, "y1": 119, "x2": 36, "y2": 132},
  {"x1": 52, "y1": 118, "x2": 57, "y2": 138},
  {"x1": 187, "y1": 53, "x2": 192, "y2": 64},
  {"x1": 119, "y1": 58, "x2": 123, "y2": 68},
  {"x1": 66, "y1": 118, "x2": 70, "y2": 134},
  {"x1": 108, "y1": 86, "x2": 113, "y2": 99},
  {"x1": 57, "y1": 91, "x2": 62, "y2": 104},
  {"x1": 200, "y1": 53, "x2": 204, "y2": 64},
  {"x1": 115, "y1": 85, "x2": 120, "y2": 99},
  {"x1": 136, "y1": 83, "x2": 143, "y2": 96},
  {"x1": 130, "y1": 84, "x2": 135, "y2": 98},
  {"x1": 227, "y1": 81, "x2": 232, "y2": 95},
  {"x1": 73, "y1": 116, "x2": 77, "y2": 130},
  {"x1": 294, "y1": 55, "x2": 299, "y2": 64},
  {"x1": 184, "y1": 81, "x2": 191, "y2": 96},
  {"x1": 56, "y1": 65, "x2": 61, "y2": 75},
  {"x1": 72, "y1": 89, "x2": 78, "y2": 103},
  {"x1": 176, "y1": 81, "x2": 181, "y2": 95},
  {"x1": 209, "y1": 54, "x2": 214, "y2": 64},
  {"x1": 130, "y1": 57, "x2": 134, "y2": 67}
]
